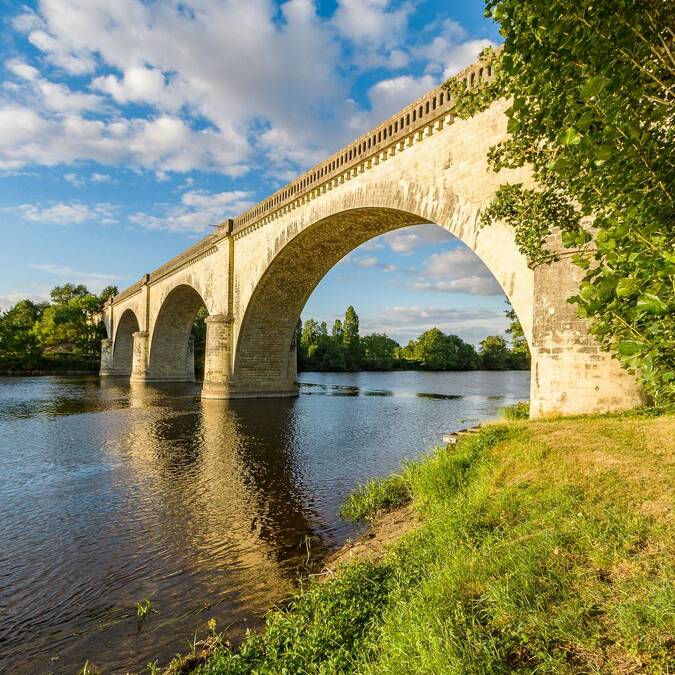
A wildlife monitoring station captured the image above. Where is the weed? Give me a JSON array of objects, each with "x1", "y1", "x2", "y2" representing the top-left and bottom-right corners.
[
  {"x1": 340, "y1": 472, "x2": 412, "y2": 522},
  {"x1": 501, "y1": 400, "x2": 530, "y2": 419}
]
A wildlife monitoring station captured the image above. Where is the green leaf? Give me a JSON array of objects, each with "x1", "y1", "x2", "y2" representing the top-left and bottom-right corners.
[
  {"x1": 579, "y1": 282, "x2": 594, "y2": 301},
  {"x1": 557, "y1": 127, "x2": 581, "y2": 146},
  {"x1": 615, "y1": 278, "x2": 636, "y2": 297},
  {"x1": 617, "y1": 340, "x2": 647, "y2": 356},
  {"x1": 636, "y1": 293, "x2": 667, "y2": 315},
  {"x1": 580, "y1": 76, "x2": 609, "y2": 101}
]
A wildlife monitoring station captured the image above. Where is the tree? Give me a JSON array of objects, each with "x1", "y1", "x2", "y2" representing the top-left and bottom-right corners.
[
  {"x1": 331, "y1": 319, "x2": 343, "y2": 342},
  {"x1": 479, "y1": 335, "x2": 512, "y2": 370},
  {"x1": 49, "y1": 283, "x2": 89, "y2": 305},
  {"x1": 34, "y1": 285, "x2": 104, "y2": 355},
  {"x1": 342, "y1": 306, "x2": 362, "y2": 370},
  {"x1": 412, "y1": 329, "x2": 480, "y2": 370},
  {"x1": 361, "y1": 333, "x2": 399, "y2": 370},
  {"x1": 98, "y1": 285, "x2": 118, "y2": 305},
  {"x1": 446, "y1": 1, "x2": 674, "y2": 405},
  {"x1": 191, "y1": 306, "x2": 208, "y2": 374},
  {"x1": 0, "y1": 299, "x2": 45, "y2": 358},
  {"x1": 505, "y1": 300, "x2": 530, "y2": 369}
]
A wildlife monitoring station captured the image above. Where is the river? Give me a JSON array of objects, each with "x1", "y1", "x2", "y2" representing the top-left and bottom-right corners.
[{"x1": 0, "y1": 370, "x2": 529, "y2": 673}]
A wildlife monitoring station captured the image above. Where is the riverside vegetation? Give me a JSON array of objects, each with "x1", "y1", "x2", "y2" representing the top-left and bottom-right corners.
[
  {"x1": 150, "y1": 408, "x2": 673, "y2": 674},
  {"x1": 296, "y1": 304, "x2": 529, "y2": 372},
  {"x1": 0, "y1": 283, "x2": 117, "y2": 373}
]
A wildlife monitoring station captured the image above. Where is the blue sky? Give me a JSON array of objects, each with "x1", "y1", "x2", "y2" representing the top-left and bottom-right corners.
[{"x1": 0, "y1": 0, "x2": 510, "y2": 345}]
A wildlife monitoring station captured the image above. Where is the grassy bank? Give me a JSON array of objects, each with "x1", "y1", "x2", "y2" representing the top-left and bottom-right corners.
[{"x1": 169, "y1": 412, "x2": 673, "y2": 674}]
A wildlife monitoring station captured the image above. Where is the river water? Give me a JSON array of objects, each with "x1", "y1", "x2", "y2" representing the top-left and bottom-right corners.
[{"x1": 0, "y1": 371, "x2": 529, "y2": 673}]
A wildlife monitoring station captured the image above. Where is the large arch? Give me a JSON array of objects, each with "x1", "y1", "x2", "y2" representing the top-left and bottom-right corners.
[
  {"x1": 230, "y1": 205, "x2": 530, "y2": 397},
  {"x1": 147, "y1": 284, "x2": 207, "y2": 382},
  {"x1": 112, "y1": 309, "x2": 140, "y2": 376}
]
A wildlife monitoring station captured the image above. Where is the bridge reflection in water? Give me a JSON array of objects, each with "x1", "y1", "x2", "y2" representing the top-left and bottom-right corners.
[{"x1": 1, "y1": 377, "x2": 330, "y2": 674}]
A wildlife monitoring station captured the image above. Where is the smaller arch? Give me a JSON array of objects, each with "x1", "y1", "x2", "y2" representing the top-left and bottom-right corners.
[
  {"x1": 148, "y1": 285, "x2": 208, "y2": 382},
  {"x1": 113, "y1": 309, "x2": 140, "y2": 376}
]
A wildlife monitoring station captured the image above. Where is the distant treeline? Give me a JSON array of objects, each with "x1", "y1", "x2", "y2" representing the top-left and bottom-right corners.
[
  {"x1": 1, "y1": 285, "x2": 530, "y2": 375},
  {"x1": 0, "y1": 284, "x2": 117, "y2": 373},
  {"x1": 296, "y1": 305, "x2": 530, "y2": 372}
]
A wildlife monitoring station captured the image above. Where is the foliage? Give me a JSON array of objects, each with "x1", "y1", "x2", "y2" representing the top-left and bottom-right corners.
[
  {"x1": 505, "y1": 299, "x2": 531, "y2": 368},
  {"x1": 479, "y1": 335, "x2": 513, "y2": 370},
  {"x1": 342, "y1": 305, "x2": 362, "y2": 370},
  {"x1": 401, "y1": 328, "x2": 481, "y2": 371},
  {"x1": 500, "y1": 400, "x2": 530, "y2": 420},
  {"x1": 298, "y1": 305, "x2": 529, "y2": 372},
  {"x1": 0, "y1": 299, "x2": 45, "y2": 357},
  {"x1": 360, "y1": 333, "x2": 399, "y2": 370},
  {"x1": 0, "y1": 284, "x2": 116, "y2": 369},
  {"x1": 445, "y1": 1, "x2": 675, "y2": 405},
  {"x1": 191, "y1": 306, "x2": 208, "y2": 375},
  {"x1": 191, "y1": 413, "x2": 674, "y2": 673}
]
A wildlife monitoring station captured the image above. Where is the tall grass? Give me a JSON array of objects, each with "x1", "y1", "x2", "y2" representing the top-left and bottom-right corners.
[
  {"x1": 189, "y1": 414, "x2": 674, "y2": 674},
  {"x1": 339, "y1": 472, "x2": 412, "y2": 522}
]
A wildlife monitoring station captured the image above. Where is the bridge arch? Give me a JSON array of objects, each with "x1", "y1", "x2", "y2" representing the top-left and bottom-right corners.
[
  {"x1": 229, "y1": 179, "x2": 533, "y2": 398},
  {"x1": 148, "y1": 284, "x2": 207, "y2": 382},
  {"x1": 112, "y1": 308, "x2": 141, "y2": 376}
]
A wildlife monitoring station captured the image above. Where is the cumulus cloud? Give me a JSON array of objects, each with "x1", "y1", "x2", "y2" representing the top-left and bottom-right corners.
[
  {"x1": 129, "y1": 189, "x2": 255, "y2": 234},
  {"x1": 361, "y1": 305, "x2": 507, "y2": 344},
  {"x1": 412, "y1": 248, "x2": 503, "y2": 296},
  {"x1": 2, "y1": 1, "x2": 495, "y2": 179},
  {"x1": 0, "y1": 288, "x2": 52, "y2": 312},
  {"x1": 381, "y1": 223, "x2": 454, "y2": 254},
  {"x1": 13, "y1": 201, "x2": 118, "y2": 225}
]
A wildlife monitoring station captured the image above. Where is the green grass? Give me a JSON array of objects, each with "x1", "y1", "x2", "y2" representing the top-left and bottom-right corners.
[
  {"x1": 182, "y1": 413, "x2": 674, "y2": 674},
  {"x1": 500, "y1": 400, "x2": 530, "y2": 420},
  {"x1": 339, "y1": 472, "x2": 413, "y2": 522}
]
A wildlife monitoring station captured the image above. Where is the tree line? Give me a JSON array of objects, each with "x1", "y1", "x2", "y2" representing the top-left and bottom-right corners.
[
  {"x1": 0, "y1": 284, "x2": 117, "y2": 372},
  {"x1": 296, "y1": 304, "x2": 529, "y2": 372},
  {"x1": 1, "y1": 285, "x2": 529, "y2": 375}
]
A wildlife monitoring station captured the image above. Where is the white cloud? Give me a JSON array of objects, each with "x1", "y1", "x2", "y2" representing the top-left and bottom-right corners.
[
  {"x1": 91, "y1": 172, "x2": 111, "y2": 183},
  {"x1": 28, "y1": 263, "x2": 127, "y2": 292},
  {"x1": 381, "y1": 223, "x2": 454, "y2": 254},
  {"x1": 3, "y1": 1, "x2": 493, "y2": 179},
  {"x1": 333, "y1": 0, "x2": 411, "y2": 47},
  {"x1": 13, "y1": 201, "x2": 118, "y2": 226},
  {"x1": 130, "y1": 189, "x2": 255, "y2": 234},
  {"x1": 349, "y1": 73, "x2": 436, "y2": 131},
  {"x1": 0, "y1": 288, "x2": 51, "y2": 312},
  {"x1": 361, "y1": 305, "x2": 507, "y2": 344},
  {"x1": 64, "y1": 172, "x2": 85, "y2": 187},
  {"x1": 412, "y1": 247, "x2": 503, "y2": 296}
]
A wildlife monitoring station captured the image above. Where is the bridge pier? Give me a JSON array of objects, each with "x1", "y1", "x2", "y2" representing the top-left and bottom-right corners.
[
  {"x1": 530, "y1": 253, "x2": 645, "y2": 417},
  {"x1": 99, "y1": 338, "x2": 114, "y2": 376},
  {"x1": 201, "y1": 314, "x2": 234, "y2": 399},
  {"x1": 129, "y1": 331, "x2": 150, "y2": 383}
]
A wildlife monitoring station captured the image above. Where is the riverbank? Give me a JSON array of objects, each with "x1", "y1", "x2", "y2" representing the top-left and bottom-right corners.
[
  {"x1": 0, "y1": 355, "x2": 99, "y2": 376},
  {"x1": 169, "y1": 409, "x2": 673, "y2": 674}
]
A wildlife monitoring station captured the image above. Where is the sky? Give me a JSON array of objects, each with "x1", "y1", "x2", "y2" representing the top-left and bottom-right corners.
[{"x1": 0, "y1": 0, "x2": 510, "y2": 345}]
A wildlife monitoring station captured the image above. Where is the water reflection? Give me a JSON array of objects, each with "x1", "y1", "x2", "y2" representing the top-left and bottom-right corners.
[{"x1": 0, "y1": 370, "x2": 529, "y2": 673}]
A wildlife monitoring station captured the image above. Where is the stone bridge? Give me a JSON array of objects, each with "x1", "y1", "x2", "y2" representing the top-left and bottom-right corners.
[{"x1": 101, "y1": 58, "x2": 644, "y2": 417}]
